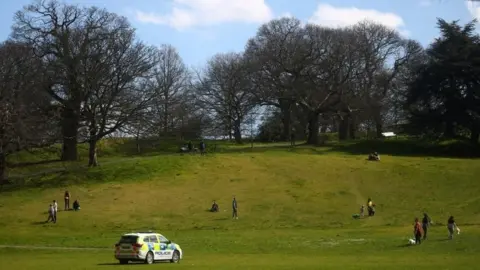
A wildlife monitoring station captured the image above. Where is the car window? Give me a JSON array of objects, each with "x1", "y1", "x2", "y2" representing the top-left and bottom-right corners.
[
  {"x1": 159, "y1": 235, "x2": 169, "y2": 243},
  {"x1": 143, "y1": 236, "x2": 150, "y2": 243},
  {"x1": 119, "y1": 235, "x2": 138, "y2": 244},
  {"x1": 150, "y1": 235, "x2": 159, "y2": 243}
]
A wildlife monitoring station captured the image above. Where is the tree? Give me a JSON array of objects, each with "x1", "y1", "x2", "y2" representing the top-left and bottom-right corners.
[
  {"x1": 12, "y1": 0, "x2": 129, "y2": 161},
  {"x1": 296, "y1": 25, "x2": 360, "y2": 144},
  {"x1": 80, "y1": 20, "x2": 156, "y2": 166},
  {"x1": 406, "y1": 19, "x2": 480, "y2": 142},
  {"x1": 0, "y1": 41, "x2": 57, "y2": 185},
  {"x1": 195, "y1": 53, "x2": 256, "y2": 143},
  {"x1": 151, "y1": 44, "x2": 191, "y2": 136},
  {"x1": 244, "y1": 17, "x2": 306, "y2": 141},
  {"x1": 341, "y1": 21, "x2": 423, "y2": 139}
]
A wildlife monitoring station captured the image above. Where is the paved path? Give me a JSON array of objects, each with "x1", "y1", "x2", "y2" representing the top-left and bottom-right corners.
[{"x1": 0, "y1": 245, "x2": 109, "y2": 251}]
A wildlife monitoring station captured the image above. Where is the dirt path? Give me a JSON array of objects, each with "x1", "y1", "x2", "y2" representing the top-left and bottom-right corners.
[{"x1": 0, "y1": 245, "x2": 109, "y2": 251}]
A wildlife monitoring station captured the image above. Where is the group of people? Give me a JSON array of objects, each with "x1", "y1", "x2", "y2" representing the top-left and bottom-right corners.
[
  {"x1": 356, "y1": 198, "x2": 376, "y2": 218},
  {"x1": 413, "y1": 214, "x2": 459, "y2": 244},
  {"x1": 210, "y1": 196, "x2": 238, "y2": 219},
  {"x1": 180, "y1": 141, "x2": 207, "y2": 155},
  {"x1": 46, "y1": 190, "x2": 81, "y2": 223}
]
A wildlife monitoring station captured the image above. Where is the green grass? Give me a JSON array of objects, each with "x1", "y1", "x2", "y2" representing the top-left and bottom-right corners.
[{"x1": 1, "y1": 139, "x2": 480, "y2": 269}]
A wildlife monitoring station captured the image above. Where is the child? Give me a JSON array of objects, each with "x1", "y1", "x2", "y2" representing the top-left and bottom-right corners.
[
  {"x1": 414, "y1": 218, "x2": 423, "y2": 244},
  {"x1": 360, "y1": 205, "x2": 365, "y2": 218}
]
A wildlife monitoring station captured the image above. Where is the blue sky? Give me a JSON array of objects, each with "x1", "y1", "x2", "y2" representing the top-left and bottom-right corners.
[{"x1": 0, "y1": 0, "x2": 478, "y2": 67}]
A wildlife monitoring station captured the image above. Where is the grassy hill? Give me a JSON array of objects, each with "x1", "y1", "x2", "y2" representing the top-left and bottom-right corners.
[{"x1": 0, "y1": 139, "x2": 479, "y2": 269}]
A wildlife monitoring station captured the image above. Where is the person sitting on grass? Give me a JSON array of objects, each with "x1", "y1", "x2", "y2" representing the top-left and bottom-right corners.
[
  {"x1": 210, "y1": 201, "x2": 219, "y2": 212},
  {"x1": 73, "y1": 200, "x2": 80, "y2": 211},
  {"x1": 368, "y1": 152, "x2": 380, "y2": 161}
]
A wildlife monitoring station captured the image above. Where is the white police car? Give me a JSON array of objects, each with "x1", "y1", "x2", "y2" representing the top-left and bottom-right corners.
[{"x1": 114, "y1": 231, "x2": 183, "y2": 264}]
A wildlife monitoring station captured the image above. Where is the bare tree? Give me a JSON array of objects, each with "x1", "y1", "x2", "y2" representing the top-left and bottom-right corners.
[
  {"x1": 11, "y1": 0, "x2": 130, "y2": 161},
  {"x1": 0, "y1": 41, "x2": 57, "y2": 186},
  {"x1": 244, "y1": 17, "x2": 307, "y2": 141},
  {"x1": 195, "y1": 53, "x2": 256, "y2": 143},
  {"x1": 79, "y1": 21, "x2": 156, "y2": 166},
  {"x1": 349, "y1": 21, "x2": 423, "y2": 138},
  {"x1": 151, "y1": 44, "x2": 191, "y2": 136}
]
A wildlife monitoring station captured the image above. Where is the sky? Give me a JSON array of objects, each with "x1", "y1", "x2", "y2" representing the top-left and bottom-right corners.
[{"x1": 0, "y1": 0, "x2": 479, "y2": 68}]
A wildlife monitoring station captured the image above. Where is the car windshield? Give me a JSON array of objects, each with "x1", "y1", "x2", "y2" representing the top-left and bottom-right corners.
[{"x1": 118, "y1": 235, "x2": 138, "y2": 244}]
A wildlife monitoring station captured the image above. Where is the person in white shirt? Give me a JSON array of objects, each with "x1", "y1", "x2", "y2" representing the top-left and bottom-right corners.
[{"x1": 53, "y1": 200, "x2": 58, "y2": 222}]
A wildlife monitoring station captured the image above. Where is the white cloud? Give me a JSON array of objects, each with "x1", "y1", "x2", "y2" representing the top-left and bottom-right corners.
[
  {"x1": 308, "y1": 3, "x2": 409, "y2": 36},
  {"x1": 419, "y1": 0, "x2": 432, "y2": 7},
  {"x1": 466, "y1": 1, "x2": 480, "y2": 20},
  {"x1": 135, "y1": 0, "x2": 273, "y2": 30}
]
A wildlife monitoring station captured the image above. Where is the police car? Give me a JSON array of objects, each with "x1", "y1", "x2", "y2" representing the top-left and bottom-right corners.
[{"x1": 114, "y1": 231, "x2": 183, "y2": 264}]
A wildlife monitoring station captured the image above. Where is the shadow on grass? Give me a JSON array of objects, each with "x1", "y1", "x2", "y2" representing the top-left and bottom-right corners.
[
  {"x1": 7, "y1": 159, "x2": 62, "y2": 168},
  {"x1": 30, "y1": 221, "x2": 47, "y2": 225},
  {"x1": 98, "y1": 261, "x2": 171, "y2": 266},
  {"x1": 325, "y1": 139, "x2": 480, "y2": 159}
]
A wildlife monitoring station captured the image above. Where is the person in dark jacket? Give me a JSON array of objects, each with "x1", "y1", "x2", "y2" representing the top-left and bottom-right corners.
[
  {"x1": 199, "y1": 141, "x2": 206, "y2": 155},
  {"x1": 232, "y1": 196, "x2": 238, "y2": 219},
  {"x1": 447, "y1": 216, "x2": 458, "y2": 240},
  {"x1": 422, "y1": 213, "x2": 432, "y2": 240}
]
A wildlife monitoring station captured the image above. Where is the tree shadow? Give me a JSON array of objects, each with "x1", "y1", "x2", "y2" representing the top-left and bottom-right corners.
[{"x1": 325, "y1": 139, "x2": 480, "y2": 159}]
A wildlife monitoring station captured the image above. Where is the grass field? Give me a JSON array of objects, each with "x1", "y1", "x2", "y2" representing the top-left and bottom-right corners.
[{"x1": 1, "y1": 139, "x2": 480, "y2": 269}]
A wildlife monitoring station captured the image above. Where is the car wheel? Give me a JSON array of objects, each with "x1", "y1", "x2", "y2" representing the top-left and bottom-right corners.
[
  {"x1": 145, "y1": 251, "x2": 154, "y2": 264},
  {"x1": 119, "y1": 260, "x2": 128, "y2": 264},
  {"x1": 170, "y1": 250, "x2": 180, "y2": 263}
]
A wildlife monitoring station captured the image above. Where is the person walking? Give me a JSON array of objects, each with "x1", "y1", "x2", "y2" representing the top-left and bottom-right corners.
[
  {"x1": 232, "y1": 196, "x2": 238, "y2": 219},
  {"x1": 422, "y1": 213, "x2": 432, "y2": 240},
  {"x1": 447, "y1": 216, "x2": 458, "y2": 240},
  {"x1": 46, "y1": 204, "x2": 55, "y2": 223},
  {"x1": 64, "y1": 190, "x2": 70, "y2": 210},
  {"x1": 53, "y1": 200, "x2": 58, "y2": 222}
]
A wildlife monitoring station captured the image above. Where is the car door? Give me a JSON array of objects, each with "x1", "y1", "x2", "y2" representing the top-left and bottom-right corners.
[
  {"x1": 149, "y1": 235, "x2": 161, "y2": 260},
  {"x1": 159, "y1": 235, "x2": 173, "y2": 260}
]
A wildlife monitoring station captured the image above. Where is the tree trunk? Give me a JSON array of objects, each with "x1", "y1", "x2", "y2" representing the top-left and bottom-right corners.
[
  {"x1": 338, "y1": 117, "x2": 350, "y2": 141},
  {"x1": 233, "y1": 119, "x2": 242, "y2": 144},
  {"x1": 88, "y1": 139, "x2": 98, "y2": 167},
  {"x1": 61, "y1": 107, "x2": 79, "y2": 161},
  {"x1": 306, "y1": 112, "x2": 320, "y2": 145},
  {"x1": 470, "y1": 126, "x2": 479, "y2": 144},
  {"x1": 349, "y1": 116, "x2": 356, "y2": 140},
  {"x1": 136, "y1": 135, "x2": 141, "y2": 154},
  {"x1": 374, "y1": 111, "x2": 383, "y2": 138},
  {"x1": 444, "y1": 120, "x2": 455, "y2": 138},
  {"x1": 279, "y1": 99, "x2": 292, "y2": 141},
  {"x1": 0, "y1": 152, "x2": 6, "y2": 188},
  {"x1": 88, "y1": 119, "x2": 98, "y2": 167}
]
